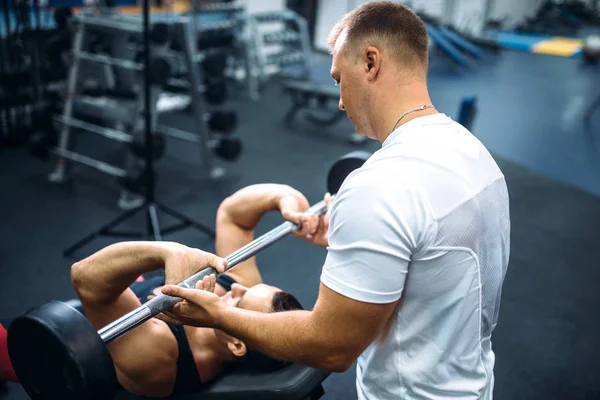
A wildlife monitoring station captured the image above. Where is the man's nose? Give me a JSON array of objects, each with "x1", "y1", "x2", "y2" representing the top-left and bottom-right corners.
[
  {"x1": 339, "y1": 98, "x2": 345, "y2": 111},
  {"x1": 230, "y1": 283, "x2": 247, "y2": 297}
]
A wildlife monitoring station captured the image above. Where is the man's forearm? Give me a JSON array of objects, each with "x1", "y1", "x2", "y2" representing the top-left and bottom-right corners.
[
  {"x1": 218, "y1": 184, "x2": 303, "y2": 230},
  {"x1": 215, "y1": 184, "x2": 305, "y2": 286},
  {"x1": 216, "y1": 308, "x2": 348, "y2": 372},
  {"x1": 71, "y1": 241, "x2": 179, "y2": 303}
]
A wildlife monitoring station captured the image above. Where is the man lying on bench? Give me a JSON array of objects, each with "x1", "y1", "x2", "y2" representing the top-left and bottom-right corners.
[{"x1": 0, "y1": 184, "x2": 310, "y2": 398}]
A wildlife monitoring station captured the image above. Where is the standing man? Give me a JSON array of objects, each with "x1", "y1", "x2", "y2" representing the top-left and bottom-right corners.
[{"x1": 160, "y1": 2, "x2": 511, "y2": 399}]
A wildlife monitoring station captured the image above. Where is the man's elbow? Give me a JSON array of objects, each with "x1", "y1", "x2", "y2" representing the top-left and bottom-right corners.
[
  {"x1": 71, "y1": 261, "x2": 100, "y2": 302},
  {"x1": 319, "y1": 350, "x2": 355, "y2": 373},
  {"x1": 216, "y1": 196, "x2": 235, "y2": 224},
  {"x1": 71, "y1": 260, "x2": 86, "y2": 290}
]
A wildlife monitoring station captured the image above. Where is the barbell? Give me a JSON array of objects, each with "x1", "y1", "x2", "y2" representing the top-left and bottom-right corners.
[{"x1": 7, "y1": 151, "x2": 371, "y2": 400}]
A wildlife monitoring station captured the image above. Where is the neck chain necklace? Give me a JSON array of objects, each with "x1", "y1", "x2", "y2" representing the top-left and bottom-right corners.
[{"x1": 389, "y1": 105, "x2": 435, "y2": 135}]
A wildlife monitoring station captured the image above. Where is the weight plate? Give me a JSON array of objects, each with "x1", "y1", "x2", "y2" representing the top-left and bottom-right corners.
[
  {"x1": 8, "y1": 301, "x2": 118, "y2": 400},
  {"x1": 327, "y1": 151, "x2": 371, "y2": 194}
]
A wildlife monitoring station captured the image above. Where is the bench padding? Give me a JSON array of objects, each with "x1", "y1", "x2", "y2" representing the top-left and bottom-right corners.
[{"x1": 191, "y1": 363, "x2": 330, "y2": 400}]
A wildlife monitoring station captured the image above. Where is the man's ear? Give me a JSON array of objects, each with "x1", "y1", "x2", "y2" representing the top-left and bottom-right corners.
[
  {"x1": 227, "y1": 338, "x2": 247, "y2": 357},
  {"x1": 364, "y1": 46, "x2": 380, "y2": 80}
]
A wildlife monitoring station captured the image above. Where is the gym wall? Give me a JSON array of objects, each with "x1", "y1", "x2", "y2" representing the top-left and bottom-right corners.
[
  {"x1": 241, "y1": 0, "x2": 287, "y2": 14},
  {"x1": 488, "y1": 0, "x2": 599, "y2": 30},
  {"x1": 486, "y1": 0, "x2": 546, "y2": 29},
  {"x1": 313, "y1": 0, "x2": 600, "y2": 52},
  {"x1": 313, "y1": 0, "x2": 474, "y2": 52}
]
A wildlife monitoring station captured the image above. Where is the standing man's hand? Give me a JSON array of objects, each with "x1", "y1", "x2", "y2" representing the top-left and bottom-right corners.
[
  {"x1": 164, "y1": 245, "x2": 227, "y2": 286},
  {"x1": 277, "y1": 188, "x2": 310, "y2": 222},
  {"x1": 156, "y1": 284, "x2": 224, "y2": 328},
  {"x1": 281, "y1": 192, "x2": 332, "y2": 248}
]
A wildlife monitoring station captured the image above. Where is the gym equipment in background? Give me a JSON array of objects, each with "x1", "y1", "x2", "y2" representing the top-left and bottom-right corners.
[
  {"x1": 457, "y1": 96, "x2": 478, "y2": 132},
  {"x1": 281, "y1": 79, "x2": 369, "y2": 145},
  {"x1": 249, "y1": 9, "x2": 365, "y2": 144},
  {"x1": 245, "y1": 9, "x2": 313, "y2": 84},
  {"x1": 582, "y1": 34, "x2": 600, "y2": 63},
  {"x1": 56, "y1": 8, "x2": 219, "y2": 257},
  {"x1": 280, "y1": 79, "x2": 368, "y2": 144},
  {"x1": 514, "y1": 0, "x2": 600, "y2": 37},
  {"x1": 418, "y1": 13, "x2": 484, "y2": 70},
  {"x1": 0, "y1": 2, "x2": 67, "y2": 149},
  {"x1": 7, "y1": 150, "x2": 371, "y2": 400},
  {"x1": 42, "y1": 9, "x2": 244, "y2": 210}
]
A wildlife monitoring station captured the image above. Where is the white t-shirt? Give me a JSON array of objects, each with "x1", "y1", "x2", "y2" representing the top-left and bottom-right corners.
[{"x1": 321, "y1": 113, "x2": 510, "y2": 400}]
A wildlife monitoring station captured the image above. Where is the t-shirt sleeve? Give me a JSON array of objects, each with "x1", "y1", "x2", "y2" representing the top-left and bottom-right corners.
[{"x1": 320, "y1": 167, "x2": 432, "y2": 304}]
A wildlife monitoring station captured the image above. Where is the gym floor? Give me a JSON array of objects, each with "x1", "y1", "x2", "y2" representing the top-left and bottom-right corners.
[{"x1": 1, "y1": 47, "x2": 600, "y2": 399}]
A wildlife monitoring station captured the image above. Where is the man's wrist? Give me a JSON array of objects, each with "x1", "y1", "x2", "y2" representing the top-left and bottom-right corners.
[
  {"x1": 272, "y1": 185, "x2": 304, "y2": 209},
  {"x1": 269, "y1": 184, "x2": 291, "y2": 208},
  {"x1": 156, "y1": 242, "x2": 190, "y2": 267},
  {"x1": 213, "y1": 301, "x2": 241, "y2": 331}
]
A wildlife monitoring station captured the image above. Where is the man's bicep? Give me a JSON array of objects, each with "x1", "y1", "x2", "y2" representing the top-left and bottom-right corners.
[
  {"x1": 322, "y1": 170, "x2": 427, "y2": 304},
  {"x1": 312, "y1": 282, "x2": 399, "y2": 368}
]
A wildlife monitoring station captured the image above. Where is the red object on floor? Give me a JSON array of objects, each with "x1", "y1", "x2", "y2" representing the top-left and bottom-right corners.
[{"x1": 0, "y1": 323, "x2": 18, "y2": 382}]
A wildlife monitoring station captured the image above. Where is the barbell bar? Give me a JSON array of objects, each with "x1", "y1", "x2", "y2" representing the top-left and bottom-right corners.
[
  {"x1": 99, "y1": 197, "x2": 329, "y2": 343},
  {"x1": 7, "y1": 151, "x2": 371, "y2": 400}
]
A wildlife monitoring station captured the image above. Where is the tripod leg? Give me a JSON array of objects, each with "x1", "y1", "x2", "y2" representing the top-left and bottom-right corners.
[
  {"x1": 148, "y1": 203, "x2": 162, "y2": 241},
  {"x1": 63, "y1": 204, "x2": 145, "y2": 257},
  {"x1": 156, "y1": 203, "x2": 216, "y2": 238}
]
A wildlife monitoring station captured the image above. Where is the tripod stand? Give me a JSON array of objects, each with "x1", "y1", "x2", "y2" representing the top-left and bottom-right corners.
[{"x1": 63, "y1": 1, "x2": 215, "y2": 257}]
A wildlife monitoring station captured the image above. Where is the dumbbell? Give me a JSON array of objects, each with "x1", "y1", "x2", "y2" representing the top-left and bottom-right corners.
[
  {"x1": 197, "y1": 30, "x2": 235, "y2": 50},
  {"x1": 149, "y1": 58, "x2": 171, "y2": 86},
  {"x1": 150, "y1": 23, "x2": 170, "y2": 46},
  {"x1": 53, "y1": 6, "x2": 72, "y2": 30},
  {"x1": 45, "y1": 30, "x2": 72, "y2": 65},
  {"x1": 129, "y1": 134, "x2": 166, "y2": 161},
  {"x1": 204, "y1": 80, "x2": 228, "y2": 105},
  {"x1": 202, "y1": 52, "x2": 228, "y2": 78},
  {"x1": 206, "y1": 110, "x2": 238, "y2": 135},
  {"x1": 210, "y1": 137, "x2": 243, "y2": 161}
]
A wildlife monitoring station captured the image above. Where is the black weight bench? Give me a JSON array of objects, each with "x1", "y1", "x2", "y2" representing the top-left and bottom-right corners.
[
  {"x1": 191, "y1": 363, "x2": 329, "y2": 400},
  {"x1": 115, "y1": 363, "x2": 330, "y2": 400},
  {"x1": 282, "y1": 80, "x2": 341, "y2": 125},
  {"x1": 281, "y1": 79, "x2": 367, "y2": 144},
  {"x1": 64, "y1": 300, "x2": 331, "y2": 400}
]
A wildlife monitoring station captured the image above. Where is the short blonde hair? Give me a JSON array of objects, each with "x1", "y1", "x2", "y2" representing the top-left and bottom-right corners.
[{"x1": 328, "y1": 1, "x2": 429, "y2": 69}]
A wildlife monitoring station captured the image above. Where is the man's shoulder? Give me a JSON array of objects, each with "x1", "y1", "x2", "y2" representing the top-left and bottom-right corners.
[{"x1": 332, "y1": 158, "x2": 433, "y2": 231}]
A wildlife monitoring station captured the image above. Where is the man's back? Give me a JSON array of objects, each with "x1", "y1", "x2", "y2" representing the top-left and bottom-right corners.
[{"x1": 322, "y1": 114, "x2": 510, "y2": 399}]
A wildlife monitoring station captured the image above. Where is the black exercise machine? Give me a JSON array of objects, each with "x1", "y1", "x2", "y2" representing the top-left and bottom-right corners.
[{"x1": 281, "y1": 79, "x2": 368, "y2": 144}]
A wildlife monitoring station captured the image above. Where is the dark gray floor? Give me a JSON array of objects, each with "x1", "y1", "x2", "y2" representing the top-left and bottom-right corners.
[{"x1": 2, "y1": 48, "x2": 600, "y2": 399}]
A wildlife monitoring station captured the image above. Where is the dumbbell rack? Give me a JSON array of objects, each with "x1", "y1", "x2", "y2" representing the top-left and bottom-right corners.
[
  {"x1": 49, "y1": 11, "x2": 221, "y2": 210},
  {"x1": 246, "y1": 9, "x2": 313, "y2": 84},
  {"x1": 49, "y1": 10, "x2": 231, "y2": 256}
]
